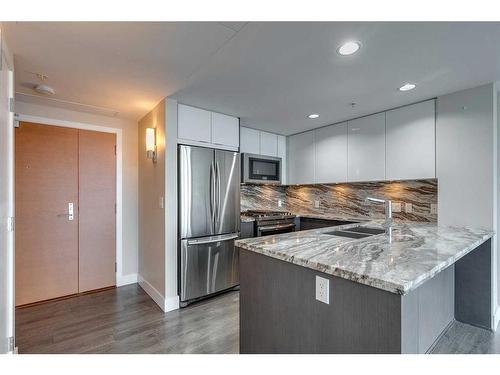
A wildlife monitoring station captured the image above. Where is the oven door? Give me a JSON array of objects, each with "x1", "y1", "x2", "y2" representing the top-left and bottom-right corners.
[
  {"x1": 242, "y1": 153, "x2": 281, "y2": 184},
  {"x1": 257, "y1": 223, "x2": 296, "y2": 237}
]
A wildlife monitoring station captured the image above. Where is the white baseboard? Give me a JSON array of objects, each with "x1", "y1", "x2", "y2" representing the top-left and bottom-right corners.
[
  {"x1": 494, "y1": 305, "x2": 500, "y2": 331},
  {"x1": 116, "y1": 273, "x2": 138, "y2": 287},
  {"x1": 138, "y1": 275, "x2": 166, "y2": 312},
  {"x1": 165, "y1": 295, "x2": 180, "y2": 312}
]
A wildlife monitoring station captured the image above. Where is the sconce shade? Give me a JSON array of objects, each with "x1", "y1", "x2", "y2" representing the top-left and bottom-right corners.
[{"x1": 146, "y1": 128, "x2": 156, "y2": 152}]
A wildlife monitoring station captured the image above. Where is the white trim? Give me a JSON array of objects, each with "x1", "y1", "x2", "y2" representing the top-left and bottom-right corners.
[
  {"x1": 138, "y1": 275, "x2": 165, "y2": 312},
  {"x1": 494, "y1": 305, "x2": 500, "y2": 331},
  {"x1": 116, "y1": 273, "x2": 138, "y2": 287},
  {"x1": 165, "y1": 295, "x2": 180, "y2": 312},
  {"x1": 177, "y1": 137, "x2": 238, "y2": 152},
  {"x1": 14, "y1": 114, "x2": 125, "y2": 286}
]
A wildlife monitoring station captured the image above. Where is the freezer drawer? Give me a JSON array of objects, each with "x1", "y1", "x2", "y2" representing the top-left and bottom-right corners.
[{"x1": 180, "y1": 233, "x2": 240, "y2": 303}]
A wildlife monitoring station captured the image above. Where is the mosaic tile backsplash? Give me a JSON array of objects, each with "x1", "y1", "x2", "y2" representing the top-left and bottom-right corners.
[{"x1": 241, "y1": 179, "x2": 438, "y2": 222}]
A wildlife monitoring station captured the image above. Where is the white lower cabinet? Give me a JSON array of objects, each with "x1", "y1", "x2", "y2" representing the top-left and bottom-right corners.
[
  {"x1": 386, "y1": 100, "x2": 435, "y2": 180},
  {"x1": 314, "y1": 123, "x2": 347, "y2": 183},
  {"x1": 347, "y1": 112, "x2": 386, "y2": 182},
  {"x1": 288, "y1": 131, "x2": 315, "y2": 184}
]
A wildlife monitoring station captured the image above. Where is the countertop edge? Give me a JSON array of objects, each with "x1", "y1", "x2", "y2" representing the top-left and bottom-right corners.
[{"x1": 236, "y1": 229, "x2": 494, "y2": 295}]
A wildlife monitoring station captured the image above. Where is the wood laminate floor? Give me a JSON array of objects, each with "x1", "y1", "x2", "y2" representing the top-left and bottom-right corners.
[
  {"x1": 15, "y1": 283, "x2": 500, "y2": 354},
  {"x1": 15, "y1": 284, "x2": 239, "y2": 354}
]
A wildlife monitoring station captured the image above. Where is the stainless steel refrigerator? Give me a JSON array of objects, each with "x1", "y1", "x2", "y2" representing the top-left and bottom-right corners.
[{"x1": 178, "y1": 144, "x2": 240, "y2": 306}]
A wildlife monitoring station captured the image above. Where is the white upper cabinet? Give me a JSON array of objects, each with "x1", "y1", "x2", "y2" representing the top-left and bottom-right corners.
[
  {"x1": 178, "y1": 104, "x2": 239, "y2": 149},
  {"x1": 178, "y1": 104, "x2": 211, "y2": 143},
  {"x1": 240, "y1": 127, "x2": 260, "y2": 154},
  {"x1": 347, "y1": 113, "x2": 386, "y2": 182},
  {"x1": 211, "y1": 112, "x2": 239, "y2": 148},
  {"x1": 315, "y1": 123, "x2": 348, "y2": 183},
  {"x1": 277, "y1": 135, "x2": 287, "y2": 184},
  {"x1": 386, "y1": 100, "x2": 436, "y2": 180},
  {"x1": 260, "y1": 132, "x2": 278, "y2": 156},
  {"x1": 289, "y1": 131, "x2": 315, "y2": 185}
]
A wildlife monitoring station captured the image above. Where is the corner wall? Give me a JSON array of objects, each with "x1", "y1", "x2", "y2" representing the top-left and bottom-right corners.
[
  {"x1": 138, "y1": 100, "x2": 166, "y2": 308},
  {"x1": 436, "y1": 83, "x2": 497, "y2": 330}
]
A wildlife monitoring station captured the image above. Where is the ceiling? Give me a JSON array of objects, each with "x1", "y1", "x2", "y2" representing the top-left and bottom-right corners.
[{"x1": 5, "y1": 22, "x2": 500, "y2": 135}]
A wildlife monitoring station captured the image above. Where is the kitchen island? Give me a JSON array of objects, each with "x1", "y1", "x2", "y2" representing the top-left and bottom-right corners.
[{"x1": 235, "y1": 221, "x2": 494, "y2": 354}]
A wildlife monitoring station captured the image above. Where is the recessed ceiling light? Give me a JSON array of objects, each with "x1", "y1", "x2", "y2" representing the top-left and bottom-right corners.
[
  {"x1": 307, "y1": 113, "x2": 320, "y2": 119},
  {"x1": 399, "y1": 83, "x2": 416, "y2": 92},
  {"x1": 337, "y1": 41, "x2": 361, "y2": 56}
]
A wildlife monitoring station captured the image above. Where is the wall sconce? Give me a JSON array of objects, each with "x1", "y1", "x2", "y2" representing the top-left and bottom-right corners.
[{"x1": 146, "y1": 127, "x2": 157, "y2": 163}]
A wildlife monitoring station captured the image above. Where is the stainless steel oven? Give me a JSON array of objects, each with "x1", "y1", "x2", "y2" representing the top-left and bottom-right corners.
[
  {"x1": 241, "y1": 153, "x2": 281, "y2": 184},
  {"x1": 243, "y1": 210, "x2": 296, "y2": 237}
]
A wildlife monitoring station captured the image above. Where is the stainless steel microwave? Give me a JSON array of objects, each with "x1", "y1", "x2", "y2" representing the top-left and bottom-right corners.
[{"x1": 241, "y1": 153, "x2": 282, "y2": 184}]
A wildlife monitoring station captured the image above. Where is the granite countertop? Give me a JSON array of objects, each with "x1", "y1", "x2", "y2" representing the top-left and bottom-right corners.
[{"x1": 235, "y1": 220, "x2": 493, "y2": 295}]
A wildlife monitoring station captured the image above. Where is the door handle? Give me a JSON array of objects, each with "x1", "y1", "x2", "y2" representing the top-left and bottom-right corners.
[
  {"x1": 210, "y1": 163, "x2": 216, "y2": 231},
  {"x1": 57, "y1": 203, "x2": 74, "y2": 221},
  {"x1": 187, "y1": 234, "x2": 239, "y2": 246}
]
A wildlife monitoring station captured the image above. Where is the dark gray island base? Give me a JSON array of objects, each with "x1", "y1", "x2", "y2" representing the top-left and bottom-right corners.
[{"x1": 237, "y1": 222, "x2": 493, "y2": 354}]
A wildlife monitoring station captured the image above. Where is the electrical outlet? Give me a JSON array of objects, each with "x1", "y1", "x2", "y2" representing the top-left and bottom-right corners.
[
  {"x1": 278, "y1": 199, "x2": 283, "y2": 207},
  {"x1": 405, "y1": 202, "x2": 413, "y2": 214},
  {"x1": 314, "y1": 200, "x2": 320, "y2": 208},
  {"x1": 430, "y1": 203, "x2": 437, "y2": 215},
  {"x1": 392, "y1": 202, "x2": 402, "y2": 213},
  {"x1": 315, "y1": 276, "x2": 329, "y2": 304}
]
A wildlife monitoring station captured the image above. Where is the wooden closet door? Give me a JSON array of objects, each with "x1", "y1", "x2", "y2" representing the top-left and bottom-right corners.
[
  {"x1": 15, "y1": 122, "x2": 79, "y2": 306},
  {"x1": 78, "y1": 130, "x2": 116, "y2": 292}
]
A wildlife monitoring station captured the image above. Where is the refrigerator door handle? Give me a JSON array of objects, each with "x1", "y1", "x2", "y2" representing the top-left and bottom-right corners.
[
  {"x1": 215, "y1": 161, "x2": 221, "y2": 229},
  {"x1": 187, "y1": 233, "x2": 239, "y2": 246},
  {"x1": 210, "y1": 161, "x2": 216, "y2": 232}
]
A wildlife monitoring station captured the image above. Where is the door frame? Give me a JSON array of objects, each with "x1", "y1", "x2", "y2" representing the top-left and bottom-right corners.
[{"x1": 15, "y1": 114, "x2": 126, "y2": 286}]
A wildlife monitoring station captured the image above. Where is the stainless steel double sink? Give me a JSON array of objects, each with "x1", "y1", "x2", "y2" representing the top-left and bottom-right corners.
[{"x1": 324, "y1": 226, "x2": 385, "y2": 239}]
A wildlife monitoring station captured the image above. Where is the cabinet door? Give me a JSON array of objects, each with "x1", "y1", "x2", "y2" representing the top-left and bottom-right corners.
[
  {"x1": 240, "y1": 127, "x2": 260, "y2": 154},
  {"x1": 288, "y1": 131, "x2": 315, "y2": 184},
  {"x1": 347, "y1": 113, "x2": 386, "y2": 182},
  {"x1": 386, "y1": 100, "x2": 435, "y2": 180},
  {"x1": 277, "y1": 135, "x2": 287, "y2": 184},
  {"x1": 259, "y1": 131, "x2": 278, "y2": 156},
  {"x1": 211, "y1": 112, "x2": 239, "y2": 148},
  {"x1": 178, "y1": 104, "x2": 211, "y2": 143},
  {"x1": 315, "y1": 122, "x2": 348, "y2": 183}
]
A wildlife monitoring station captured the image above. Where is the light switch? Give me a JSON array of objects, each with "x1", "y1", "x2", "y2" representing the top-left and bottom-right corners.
[
  {"x1": 315, "y1": 276, "x2": 329, "y2": 304},
  {"x1": 430, "y1": 203, "x2": 437, "y2": 215},
  {"x1": 159, "y1": 196, "x2": 164, "y2": 209},
  {"x1": 405, "y1": 203, "x2": 413, "y2": 214},
  {"x1": 314, "y1": 200, "x2": 320, "y2": 208}
]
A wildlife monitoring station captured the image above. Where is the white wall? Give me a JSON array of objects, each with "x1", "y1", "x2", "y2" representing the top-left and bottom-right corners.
[
  {"x1": 164, "y1": 98, "x2": 179, "y2": 311},
  {"x1": 138, "y1": 100, "x2": 166, "y2": 309},
  {"x1": 497, "y1": 88, "x2": 500, "y2": 328},
  {"x1": 436, "y1": 83, "x2": 498, "y2": 329},
  {"x1": 15, "y1": 101, "x2": 139, "y2": 280}
]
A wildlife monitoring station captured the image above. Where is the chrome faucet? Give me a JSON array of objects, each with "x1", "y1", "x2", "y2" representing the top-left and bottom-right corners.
[{"x1": 366, "y1": 197, "x2": 392, "y2": 240}]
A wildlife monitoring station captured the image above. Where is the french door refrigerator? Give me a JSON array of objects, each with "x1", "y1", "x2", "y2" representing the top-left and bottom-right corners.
[{"x1": 179, "y1": 145, "x2": 240, "y2": 306}]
